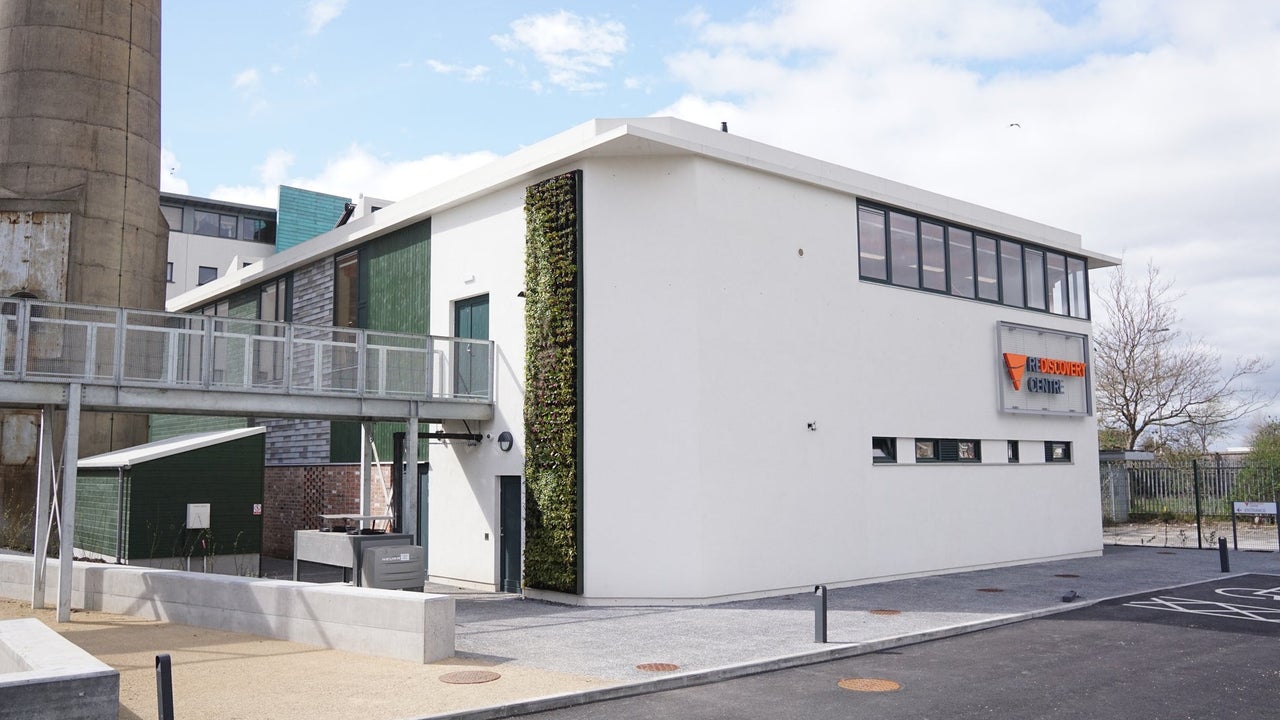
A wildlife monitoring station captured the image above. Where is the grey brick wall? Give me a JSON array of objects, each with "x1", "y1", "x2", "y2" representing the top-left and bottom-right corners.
[{"x1": 265, "y1": 256, "x2": 335, "y2": 466}]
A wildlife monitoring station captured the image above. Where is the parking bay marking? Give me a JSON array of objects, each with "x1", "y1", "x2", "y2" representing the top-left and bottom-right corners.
[{"x1": 1125, "y1": 593, "x2": 1280, "y2": 624}]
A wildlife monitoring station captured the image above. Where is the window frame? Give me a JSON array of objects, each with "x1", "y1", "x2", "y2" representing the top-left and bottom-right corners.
[
  {"x1": 197, "y1": 266, "x2": 218, "y2": 286},
  {"x1": 857, "y1": 201, "x2": 1090, "y2": 319},
  {"x1": 872, "y1": 436, "x2": 897, "y2": 464},
  {"x1": 1045, "y1": 441, "x2": 1073, "y2": 463}
]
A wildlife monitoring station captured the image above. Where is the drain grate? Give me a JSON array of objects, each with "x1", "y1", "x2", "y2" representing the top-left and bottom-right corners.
[
  {"x1": 1054, "y1": 573, "x2": 1080, "y2": 578},
  {"x1": 838, "y1": 677, "x2": 902, "y2": 692},
  {"x1": 977, "y1": 587, "x2": 1004, "y2": 593},
  {"x1": 869, "y1": 609, "x2": 902, "y2": 616},
  {"x1": 439, "y1": 670, "x2": 501, "y2": 685},
  {"x1": 636, "y1": 662, "x2": 680, "y2": 672}
]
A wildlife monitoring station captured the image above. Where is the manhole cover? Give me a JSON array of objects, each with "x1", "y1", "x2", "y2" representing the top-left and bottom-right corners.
[
  {"x1": 838, "y1": 677, "x2": 902, "y2": 692},
  {"x1": 1054, "y1": 573, "x2": 1080, "y2": 578},
  {"x1": 869, "y1": 609, "x2": 901, "y2": 616},
  {"x1": 977, "y1": 587, "x2": 1004, "y2": 593},
  {"x1": 636, "y1": 662, "x2": 680, "y2": 672},
  {"x1": 439, "y1": 670, "x2": 501, "y2": 684}
]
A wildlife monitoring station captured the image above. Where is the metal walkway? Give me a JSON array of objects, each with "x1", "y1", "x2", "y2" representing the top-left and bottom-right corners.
[
  {"x1": 0, "y1": 297, "x2": 494, "y2": 421},
  {"x1": 0, "y1": 297, "x2": 495, "y2": 621}
]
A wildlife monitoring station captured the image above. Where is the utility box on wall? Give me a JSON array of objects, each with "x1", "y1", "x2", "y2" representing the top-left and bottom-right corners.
[{"x1": 75, "y1": 428, "x2": 266, "y2": 576}]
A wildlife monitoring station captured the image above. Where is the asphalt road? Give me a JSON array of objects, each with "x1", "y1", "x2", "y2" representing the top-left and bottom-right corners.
[{"x1": 519, "y1": 575, "x2": 1280, "y2": 720}]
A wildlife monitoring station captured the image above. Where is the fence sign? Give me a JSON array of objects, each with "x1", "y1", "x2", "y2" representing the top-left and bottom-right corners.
[{"x1": 1233, "y1": 501, "x2": 1278, "y2": 515}]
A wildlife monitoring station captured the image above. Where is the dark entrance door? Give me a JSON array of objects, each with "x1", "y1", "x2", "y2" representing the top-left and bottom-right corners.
[{"x1": 499, "y1": 476, "x2": 521, "y2": 593}]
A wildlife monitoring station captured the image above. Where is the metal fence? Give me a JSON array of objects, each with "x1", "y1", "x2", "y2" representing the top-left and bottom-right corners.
[
  {"x1": 0, "y1": 297, "x2": 494, "y2": 402},
  {"x1": 1102, "y1": 457, "x2": 1279, "y2": 551}
]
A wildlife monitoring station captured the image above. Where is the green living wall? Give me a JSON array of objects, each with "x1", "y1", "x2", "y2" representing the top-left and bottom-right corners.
[{"x1": 523, "y1": 170, "x2": 582, "y2": 594}]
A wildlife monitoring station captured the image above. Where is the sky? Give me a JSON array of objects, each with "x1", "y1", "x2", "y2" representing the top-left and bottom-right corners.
[{"x1": 161, "y1": 0, "x2": 1280, "y2": 447}]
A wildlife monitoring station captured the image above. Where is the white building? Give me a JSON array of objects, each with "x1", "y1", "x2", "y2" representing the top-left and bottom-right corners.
[{"x1": 172, "y1": 117, "x2": 1118, "y2": 605}]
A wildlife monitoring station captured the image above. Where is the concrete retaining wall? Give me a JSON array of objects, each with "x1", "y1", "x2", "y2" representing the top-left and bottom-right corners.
[
  {"x1": 0, "y1": 555, "x2": 454, "y2": 663},
  {"x1": 0, "y1": 618, "x2": 119, "y2": 720}
]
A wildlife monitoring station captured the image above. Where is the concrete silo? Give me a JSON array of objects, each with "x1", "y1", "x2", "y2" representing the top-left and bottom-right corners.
[{"x1": 0, "y1": 0, "x2": 167, "y2": 537}]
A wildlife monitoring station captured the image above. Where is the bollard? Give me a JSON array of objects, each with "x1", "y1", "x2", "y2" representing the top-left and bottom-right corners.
[
  {"x1": 1218, "y1": 537, "x2": 1230, "y2": 573},
  {"x1": 814, "y1": 585, "x2": 828, "y2": 643},
  {"x1": 156, "y1": 653, "x2": 175, "y2": 720}
]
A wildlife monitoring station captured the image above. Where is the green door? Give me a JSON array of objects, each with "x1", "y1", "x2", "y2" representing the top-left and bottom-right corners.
[
  {"x1": 453, "y1": 295, "x2": 489, "y2": 398},
  {"x1": 499, "y1": 476, "x2": 522, "y2": 593}
]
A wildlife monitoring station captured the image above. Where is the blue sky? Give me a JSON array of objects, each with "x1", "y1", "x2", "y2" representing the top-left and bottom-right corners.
[{"x1": 162, "y1": 1, "x2": 1280, "y2": 446}]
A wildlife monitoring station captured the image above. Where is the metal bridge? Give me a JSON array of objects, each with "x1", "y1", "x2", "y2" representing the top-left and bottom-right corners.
[{"x1": 0, "y1": 297, "x2": 495, "y2": 621}]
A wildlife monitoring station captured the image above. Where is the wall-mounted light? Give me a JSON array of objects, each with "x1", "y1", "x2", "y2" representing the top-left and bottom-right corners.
[{"x1": 497, "y1": 431, "x2": 514, "y2": 452}]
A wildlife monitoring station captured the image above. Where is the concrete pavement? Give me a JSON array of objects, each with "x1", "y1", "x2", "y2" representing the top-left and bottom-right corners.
[{"x1": 421, "y1": 545, "x2": 1280, "y2": 719}]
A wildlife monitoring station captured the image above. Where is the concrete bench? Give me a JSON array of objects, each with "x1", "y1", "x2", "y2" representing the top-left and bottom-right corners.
[
  {"x1": 0, "y1": 555, "x2": 454, "y2": 664},
  {"x1": 0, "y1": 618, "x2": 119, "y2": 720}
]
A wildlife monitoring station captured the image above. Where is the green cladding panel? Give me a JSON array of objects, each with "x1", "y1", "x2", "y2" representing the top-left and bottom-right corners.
[
  {"x1": 124, "y1": 434, "x2": 266, "y2": 560},
  {"x1": 277, "y1": 185, "x2": 350, "y2": 251},
  {"x1": 74, "y1": 470, "x2": 125, "y2": 557},
  {"x1": 330, "y1": 220, "x2": 431, "y2": 463}
]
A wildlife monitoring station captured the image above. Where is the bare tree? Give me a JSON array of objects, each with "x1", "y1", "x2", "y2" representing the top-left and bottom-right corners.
[{"x1": 1093, "y1": 261, "x2": 1272, "y2": 451}]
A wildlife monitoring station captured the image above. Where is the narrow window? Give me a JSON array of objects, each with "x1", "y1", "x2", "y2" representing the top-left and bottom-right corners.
[
  {"x1": 857, "y1": 207, "x2": 888, "y2": 281},
  {"x1": 166, "y1": 262, "x2": 174, "y2": 283},
  {"x1": 1046, "y1": 252, "x2": 1068, "y2": 315},
  {"x1": 1067, "y1": 257, "x2": 1089, "y2": 319},
  {"x1": 948, "y1": 228, "x2": 975, "y2": 298},
  {"x1": 999, "y1": 240, "x2": 1024, "y2": 307},
  {"x1": 889, "y1": 211, "x2": 919, "y2": 288},
  {"x1": 975, "y1": 236, "x2": 1000, "y2": 301},
  {"x1": 334, "y1": 251, "x2": 359, "y2": 327},
  {"x1": 1045, "y1": 441, "x2": 1072, "y2": 462},
  {"x1": 872, "y1": 437, "x2": 897, "y2": 464},
  {"x1": 920, "y1": 221, "x2": 947, "y2": 292},
  {"x1": 1024, "y1": 247, "x2": 1046, "y2": 310},
  {"x1": 1007, "y1": 441, "x2": 1020, "y2": 463},
  {"x1": 915, "y1": 439, "x2": 939, "y2": 462},
  {"x1": 956, "y1": 440, "x2": 981, "y2": 462},
  {"x1": 197, "y1": 266, "x2": 217, "y2": 285}
]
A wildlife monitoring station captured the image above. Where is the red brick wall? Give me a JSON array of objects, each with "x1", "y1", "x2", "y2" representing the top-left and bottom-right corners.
[{"x1": 262, "y1": 464, "x2": 393, "y2": 558}]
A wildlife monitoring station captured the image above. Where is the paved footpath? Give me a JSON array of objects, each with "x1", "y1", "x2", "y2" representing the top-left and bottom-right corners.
[
  {"x1": 8, "y1": 546, "x2": 1278, "y2": 720},
  {"x1": 433, "y1": 545, "x2": 1280, "y2": 719}
]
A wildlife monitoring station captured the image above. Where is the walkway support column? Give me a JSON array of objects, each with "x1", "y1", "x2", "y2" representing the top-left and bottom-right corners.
[
  {"x1": 31, "y1": 405, "x2": 55, "y2": 609},
  {"x1": 405, "y1": 417, "x2": 419, "y2": 545},
  {"x1": 57, "y1": 385, "x2": 82, "y2": 623},
  {"x1": 359, "y1": 421, "x2": 373, "y2": 528}
]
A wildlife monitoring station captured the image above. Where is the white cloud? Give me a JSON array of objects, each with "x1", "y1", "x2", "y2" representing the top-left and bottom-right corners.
[
  {"x1": 305, "y1": 0, "x2": 347, "y2": 35},
  {"x1": 159, "y1": 147, "x2": 189, "y2": 195},
  {"x1": 492, "y1": 11, "x2": 627, "y2": 92},
  {"x1": 426, "y1": 60, "x2": 490, "y2": 82},
  {"x1": 232, "y1": 68, "x2": 260, "y2": 91},
  {"x1": 209, "y1": 146, "x2": 499, "y2": 210},
  {"x1": 657, "y1": 0, "x2": 1280, "y2": 442}
]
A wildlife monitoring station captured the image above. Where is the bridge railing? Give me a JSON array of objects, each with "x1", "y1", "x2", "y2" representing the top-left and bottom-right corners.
[{"x1": 0, "y1": 298, "x2": 493, "y2": 402}]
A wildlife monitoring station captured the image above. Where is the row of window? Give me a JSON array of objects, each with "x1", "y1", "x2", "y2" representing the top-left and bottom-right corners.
[
  {"x1": 873, "y1": 437, "x2": 1072, "y2": 464},
  {"x1": 161, "y1": 205, "x2": 277, "y2": 244},
  {"x1": 857, "y1": 203, "x2": 1089, "y2": 319}
]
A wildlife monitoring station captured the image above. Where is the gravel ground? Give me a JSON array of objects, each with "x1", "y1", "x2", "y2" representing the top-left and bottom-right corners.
[
  {"x1": 1104, "y1": 520, "x2": 1280, "y2": 551},
  {"x1": 0, "y1": 597, "x2": 610, "y2": 720}
]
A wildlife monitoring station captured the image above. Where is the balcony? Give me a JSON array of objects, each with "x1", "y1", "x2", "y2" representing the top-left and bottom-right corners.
[{"x1": 0, "y1": 298, "x2": 494, "y2": 422}]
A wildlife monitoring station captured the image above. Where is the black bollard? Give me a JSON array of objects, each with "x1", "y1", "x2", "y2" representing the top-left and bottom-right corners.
[
  {"x1": 814, "y1": 585, "x2": 827, "y2": 643},
  {"x1": 1218, "y1": 537, "x2": 1230, "y2": 573},
  {"x1": 156, "y1": 653, "x2": 175, "y2": 720}
]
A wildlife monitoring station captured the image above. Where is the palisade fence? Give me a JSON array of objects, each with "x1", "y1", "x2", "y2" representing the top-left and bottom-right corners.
[{"x1": 1101, "y1": 456, "x2": 1280, "y2": 551}]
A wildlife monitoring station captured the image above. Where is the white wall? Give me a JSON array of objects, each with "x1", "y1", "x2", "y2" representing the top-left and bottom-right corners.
[
  {"x1": 426, "y1": 185, "x2": 529, "y2": 588},
  {"x1": 578, "y1": 155, "x2": 1100, "y2": 602},
  {"x1": 167, "y1": 230, "x2": 272, "y2": 300},
  {"x1": 422, "y1": 151, "x2": 1101, "y2": 602}
]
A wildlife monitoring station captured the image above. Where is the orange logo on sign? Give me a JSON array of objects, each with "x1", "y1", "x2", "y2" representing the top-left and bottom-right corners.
[{"x1": 1003, "y1": 353, "x2": 1027, "y2": 391}]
